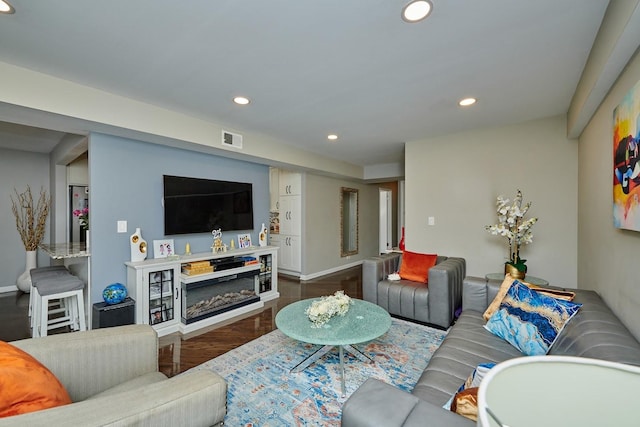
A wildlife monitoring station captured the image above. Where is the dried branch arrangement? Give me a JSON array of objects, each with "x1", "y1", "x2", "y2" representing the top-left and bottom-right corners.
[{"x1": 10, "y1": 186, "x2": 51, "y2": 251}]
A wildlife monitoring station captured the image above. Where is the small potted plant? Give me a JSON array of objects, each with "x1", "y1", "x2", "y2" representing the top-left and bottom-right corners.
[{"x1": 485, "y1": 189, "x2": 538, "y2": 279}]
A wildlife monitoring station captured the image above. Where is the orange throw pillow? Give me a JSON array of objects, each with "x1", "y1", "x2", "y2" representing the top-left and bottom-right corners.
[
  {"x1": 0, "y1": 341, "x2": 72, "y2": 418},
  {"x1": 399, "y1": 251, "x2": 438, "y2": 283}
]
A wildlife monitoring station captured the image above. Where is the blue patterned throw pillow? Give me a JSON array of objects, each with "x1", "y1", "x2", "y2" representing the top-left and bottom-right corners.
[{"x1": 485, "y1": 280, "x2": 582, "y2": 356}]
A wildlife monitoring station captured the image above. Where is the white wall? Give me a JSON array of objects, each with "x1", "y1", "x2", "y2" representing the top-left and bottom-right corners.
[
  {"x1": 405, "y1": 115, "x2": 578, "y2": 286},
  {"x1": 303, "y1": 174, "x2": 379, "y2": 279},
  {"x1": 578, "y1": 50, "x2": 640, "y2": 340}
]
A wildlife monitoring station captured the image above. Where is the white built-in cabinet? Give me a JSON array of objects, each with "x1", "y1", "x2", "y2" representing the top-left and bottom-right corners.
[
  {"x1": 269, "y1": 167, "x2": 280, "y2": 212},
  {"x1": 279, "y1": 170, "x2": 301, "y2": 196},
  {"x1": 272, "y1": 169, "x2": 302, "y2": 275},
  {"x1": 125, "y1": 261, "x2": 182, "y2": 336}
]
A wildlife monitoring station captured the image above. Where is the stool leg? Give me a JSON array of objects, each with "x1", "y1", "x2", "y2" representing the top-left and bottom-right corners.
[
  {"x1": 75, "y1": 291, "x2": 86, "y2": 332},
  {"x1": 39, "y1": 295, "x2": 50, "y2": 338},
  {"x1": 67, "y1": 295, "x2": 77, "y2": 330},
  {"x1": 32, "y1": 288, "x2": 42, "y2": 337}
]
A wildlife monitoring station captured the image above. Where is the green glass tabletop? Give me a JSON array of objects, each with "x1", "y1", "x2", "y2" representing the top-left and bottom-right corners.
[{"x1": 275, "y1": 298, "x2": 392, "y2": 346}]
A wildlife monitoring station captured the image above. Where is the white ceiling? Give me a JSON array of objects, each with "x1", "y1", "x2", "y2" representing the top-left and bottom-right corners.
[{"x1": 0, "y1": 1, "x2": 612, "y2": 166}]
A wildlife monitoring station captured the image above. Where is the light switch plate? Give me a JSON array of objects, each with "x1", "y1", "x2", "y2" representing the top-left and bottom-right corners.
[
  {"x1": 117, "y1": 220, "x2": 127, "y2": 233},
  {"x1": 428, "y1": 217, "x2": 435, "y2": 226}
]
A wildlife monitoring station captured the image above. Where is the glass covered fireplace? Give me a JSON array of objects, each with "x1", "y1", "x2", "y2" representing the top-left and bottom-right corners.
[{"x1": 181, "y1": 270, "x2": 259, "y2": 324}]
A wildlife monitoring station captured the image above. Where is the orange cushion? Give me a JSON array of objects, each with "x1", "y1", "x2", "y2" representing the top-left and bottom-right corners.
[
  {"x1": 0, "y1": 341, "x2": 72, "y2": 418},
  {"x1": 398, "y1": 251, "x2": 438, "y2": 283}
]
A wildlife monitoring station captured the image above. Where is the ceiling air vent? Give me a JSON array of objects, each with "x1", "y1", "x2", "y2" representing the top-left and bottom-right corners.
[{"x1": 222, "y1": 130, "x2": 243, "y2": 149}]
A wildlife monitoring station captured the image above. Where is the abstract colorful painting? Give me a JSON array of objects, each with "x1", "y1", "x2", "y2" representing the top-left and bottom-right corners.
[{"x1": 613, "y1": 79, "x2": 640, "y2": 231}]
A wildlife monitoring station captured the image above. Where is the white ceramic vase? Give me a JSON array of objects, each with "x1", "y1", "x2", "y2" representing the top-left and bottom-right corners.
[
  {"x1": 16, "y1": 250, "x2": 37, "y2": 293},
  {"x1": 259, "y1": 223, "x2": 268, "y2": 247},
  {"x1": 130, "y1": 228, "x2": 148, "y2": 262}
]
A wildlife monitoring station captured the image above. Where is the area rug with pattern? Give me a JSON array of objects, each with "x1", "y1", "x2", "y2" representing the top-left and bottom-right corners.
[{"x1": 187, "y1": 317, "x2": 447, "y2": 426}]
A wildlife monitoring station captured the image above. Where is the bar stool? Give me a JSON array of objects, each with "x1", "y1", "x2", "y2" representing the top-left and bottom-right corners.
[
  {"x1": 30, "y1": 268, "x2": 87, "y2": 337},
  {"x1": 29, "y1": 265, "x2": 69, "y2": 323}
]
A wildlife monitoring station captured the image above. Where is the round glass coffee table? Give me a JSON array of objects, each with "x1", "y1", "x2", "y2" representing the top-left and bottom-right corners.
[{"x1": 275, "y1": 298, "x2": 391, "y2": 397}]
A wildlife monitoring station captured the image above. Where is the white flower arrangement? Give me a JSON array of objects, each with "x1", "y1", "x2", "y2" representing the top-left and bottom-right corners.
[
  {"x1": 305, "y1": 290, "x2": 353, "y2": 328},
  {"x1": 485, "y1": 189, "x2": 538, "y2": 273}
]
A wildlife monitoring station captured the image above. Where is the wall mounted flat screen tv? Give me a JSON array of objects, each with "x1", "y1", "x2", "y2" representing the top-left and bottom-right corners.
[{"x1": 163, "y1": 175, "x2": 254, "y2": 235}]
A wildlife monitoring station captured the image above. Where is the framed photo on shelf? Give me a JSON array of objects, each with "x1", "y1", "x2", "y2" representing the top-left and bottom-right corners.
[
  {"x1": 150, "y1": 305, "x2": 166, "y2": 324},
  {"x1": 153, "y1": 239, "x2": 175, "y2": 258},
  {"x1": 237, "y1": 233, "x2": 252, "y2": 249},
  {"x1": 150, "y1": 284, "x2": 161, "y2": 299}
]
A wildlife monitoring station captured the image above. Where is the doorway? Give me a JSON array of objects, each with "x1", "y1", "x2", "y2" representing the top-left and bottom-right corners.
[{"x1": 379, "y1": 188, "x2": 392, "y2": 254}]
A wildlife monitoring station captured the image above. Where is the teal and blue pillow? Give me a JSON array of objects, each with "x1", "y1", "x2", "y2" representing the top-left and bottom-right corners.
[{"x1": 485, "y1": 280, "x2": 582, "y2": 356}]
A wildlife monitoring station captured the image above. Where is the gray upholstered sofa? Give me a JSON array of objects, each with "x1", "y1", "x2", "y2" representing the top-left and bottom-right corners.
[
  {"x1": 363, "y1": 253, "x2": 466, "y2": 329},
  {"x1": 1, "y1": 324, "x2": 226, "y2": 427},
  {"x1": 342, "y1": 276, "x2": 640, "y2": 427}
]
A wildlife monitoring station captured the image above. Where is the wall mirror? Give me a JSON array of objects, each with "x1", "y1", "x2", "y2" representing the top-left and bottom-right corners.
[{"x1": 340, "y1": 187, "x2": 359, "y2": 257}]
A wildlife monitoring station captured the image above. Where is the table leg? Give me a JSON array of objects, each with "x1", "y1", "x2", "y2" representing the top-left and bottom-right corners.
[
  {"x1": 339, "y1": 345, "x2": 346, "y2": 398},
  {"x1": 290, "y1": 345, "x2": 333, "y2": 373},
  {"x1": 343, "y1": 344, "x2": 374, "y2": 363}
]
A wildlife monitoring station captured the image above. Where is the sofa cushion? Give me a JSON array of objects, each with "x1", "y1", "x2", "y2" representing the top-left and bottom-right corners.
[
  {"x1": 399, "y1": 251, "x2": 438, "y2": 283},
  {"x1": 86, "y1": 372, "x2": 168, "y2": 400},
  {"x1": 482, "y1": 274, "x2": 576, "y2": 321},
  {"x1": 0, "y1": 341, "x2": 72, "y2": 417},
  {"x1": 450, "y1": 362, "x2": 496, "y2": 421},
  {"x1": 485, "y1": 281, "x2": 582, "y2": 356}
]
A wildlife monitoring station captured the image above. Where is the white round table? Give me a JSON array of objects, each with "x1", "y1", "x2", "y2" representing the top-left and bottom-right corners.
[{"x1": 478, "y1": 356, "x2": 640, "y2": 427}]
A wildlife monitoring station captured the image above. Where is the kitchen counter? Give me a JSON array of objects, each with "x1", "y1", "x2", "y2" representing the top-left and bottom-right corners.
[{"x1": 39, "y1": 243, "x2": 90, "y2": 259}]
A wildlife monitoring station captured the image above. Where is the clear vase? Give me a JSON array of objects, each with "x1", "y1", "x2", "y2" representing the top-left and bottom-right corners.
[{"x1": 16, "y1": 250, "x2": 37, "y2": 293}]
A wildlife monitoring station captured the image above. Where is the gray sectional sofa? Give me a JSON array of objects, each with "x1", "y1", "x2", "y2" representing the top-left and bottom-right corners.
[
  {"x1": 363, "y1": 253, "x2": 466, "y2": 329},
  {"x1": 342, "y1": 276, "x2": 640, "y2": 426}
]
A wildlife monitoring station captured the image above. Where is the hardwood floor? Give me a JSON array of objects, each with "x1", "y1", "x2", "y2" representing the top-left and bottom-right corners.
[
  {"x1": 0, "y1": 267, "x2": 363, "y2": 378},
  {"x1": 158, "y1": 267, "x2": 362, "y2": 377}
]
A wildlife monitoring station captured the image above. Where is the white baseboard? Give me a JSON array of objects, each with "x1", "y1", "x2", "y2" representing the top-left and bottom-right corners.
[
  {"x1": 0, "y1": 285, "x2": 18, "y2": 294},
  {"x1": 299, "y1": 260, "x2": 363, "y2": 281}
]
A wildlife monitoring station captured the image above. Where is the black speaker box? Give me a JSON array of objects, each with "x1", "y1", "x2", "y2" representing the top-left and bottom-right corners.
[{"x1": 92, "y1": 297, "x2": 135, "y2": 329}]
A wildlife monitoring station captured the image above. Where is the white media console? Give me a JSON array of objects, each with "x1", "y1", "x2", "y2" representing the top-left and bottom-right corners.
[{"x1": 125, "y1": 246, "x2": 279, "y2": 336}]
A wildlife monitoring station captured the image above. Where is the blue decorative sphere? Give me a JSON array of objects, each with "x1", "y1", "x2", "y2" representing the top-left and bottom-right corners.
[{"x1": 103, "y1": 283, "x2": 128, "y2": 305}]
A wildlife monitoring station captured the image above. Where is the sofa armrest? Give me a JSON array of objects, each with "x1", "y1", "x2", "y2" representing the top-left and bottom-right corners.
[
  {"x1": 427, "y1": 257, "x2": 466, "y2": 328},
  {"x1": 342, "y1": 378, "x2": 473, "y2": 427},
  {"x1": 11, "y1": 325, "x2": 158, "y2": 401},
  {"x1": 0, "y1": 370, "x2": 227, "y2": 427},
  {"x1": 363, "y1": 253, "x2": 402, "y2": 304}
]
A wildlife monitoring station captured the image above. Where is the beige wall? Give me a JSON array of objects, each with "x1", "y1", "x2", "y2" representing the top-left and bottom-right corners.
[
  {"x1": 302, "y1": 173, "x2": 379, "y2": 279},
  {"x1": 578, "y1": 50, "x2": 640, "y2": 340},
  {"x1": 405, "y1": 115, "x2": 578, "y2": 286}
]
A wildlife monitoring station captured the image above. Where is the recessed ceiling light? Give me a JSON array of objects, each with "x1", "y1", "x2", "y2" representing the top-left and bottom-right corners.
[
  {"x1": 327, "y1": 134, "x2": 338, "y2": 141},
  {"x1": 402, "y1": 0, "x2": 432, "y2": 23},
  {"x1": 459, "y1": 97, "x2": 477, "y2": 107},
  {"x1": 0, "y1": 0, "x2": 15, "y2": 14},
  {"x1": 233, "y1": 96, "x2": 250, "y2": 105}
]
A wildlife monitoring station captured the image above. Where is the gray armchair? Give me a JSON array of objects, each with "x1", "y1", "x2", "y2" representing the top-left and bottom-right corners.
[
  {"x1": 363, "y1": 253, "x2": 465, "y2": 328},
  {"x1": 0, "y1": 324, "x2": 226, "y2": 427}
]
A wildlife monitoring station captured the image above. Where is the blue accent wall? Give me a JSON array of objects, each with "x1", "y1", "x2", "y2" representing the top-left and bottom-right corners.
[{"x1": 88, "y1": 133, "x2": 269, "y2": 303}]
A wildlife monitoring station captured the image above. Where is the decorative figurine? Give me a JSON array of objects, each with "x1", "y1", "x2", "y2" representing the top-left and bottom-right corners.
[{"x1": 211, "y1": 228, "x2": 227, "y2": 253}]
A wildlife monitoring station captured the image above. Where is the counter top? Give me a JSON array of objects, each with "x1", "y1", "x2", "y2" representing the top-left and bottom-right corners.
[{"x1": 39, "y1": 243, "x2": 90, "y2": 259}]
